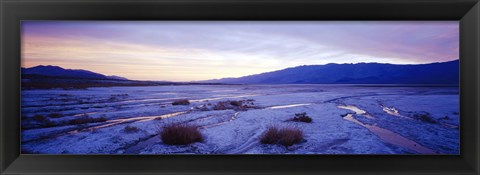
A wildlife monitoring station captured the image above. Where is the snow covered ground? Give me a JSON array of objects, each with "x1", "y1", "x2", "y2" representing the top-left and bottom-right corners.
[{"x1": 21, "y1": 84, "x2": 459, "y2": 154}]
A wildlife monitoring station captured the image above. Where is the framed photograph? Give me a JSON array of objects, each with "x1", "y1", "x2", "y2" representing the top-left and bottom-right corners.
[{"x1": 1, "y1": 0, "x2": 479, "y2": 174}]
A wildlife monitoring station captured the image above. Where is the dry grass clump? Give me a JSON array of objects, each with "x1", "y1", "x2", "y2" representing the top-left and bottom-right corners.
[
  {"x1": 68, "y1": 115, "x2": 107, "y2": 125},
  {"x1": 259, "y1": 127, "x2": 280, "y2": 144},
  {"x1": 159, "y1": 123, "x2": 203, "y2": 145},
  {"x1": 213, "y1": 101, "x2": 234, "y2": 110},
  {"x1": 289, "y1": 112, "x2": 312, "y2": 123},
  {"x1": 124, "y1": 125, "x2": 140, "y2": 133},
  {"x1": 213, "y1": 100, "x2": 257, "y2": 111},
  {"x1": 230, "y1": 100, "x2": 242, "y2": 106},
  {"x1": 278, "y1": 128, "x2": 304, "y2": 146},
  {"x1": 413, "y1": 113, "x2": 437, "y2": 124},
  {"x1": 172, "y1": 99, "x2": 190, "y2": 105},
  {"x1": 260, "y1": 126, "x2": 304, "y2": 147}
]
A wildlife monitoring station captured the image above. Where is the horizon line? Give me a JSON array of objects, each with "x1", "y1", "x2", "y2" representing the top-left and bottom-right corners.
[
  {"x1": 22, "y1": 58, "x2": 460, "y2": 70},
  {"x1": 22, "y1": 58, "x2": 459, "y2": 82}
]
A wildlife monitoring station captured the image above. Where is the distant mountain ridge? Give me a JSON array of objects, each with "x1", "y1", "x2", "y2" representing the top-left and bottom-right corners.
[
  {"x1": 21, "y1": 65, "x2": 230, "y2": 89},
  {"x1": 202, "y1": 60, "x2": 459, "y2": 85},
  {"x1": 22, "y1": 65, "x2": 128, "y2": 80}
]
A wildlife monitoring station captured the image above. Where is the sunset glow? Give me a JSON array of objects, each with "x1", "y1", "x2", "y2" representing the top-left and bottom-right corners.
[{"x1": 22, "y1": 21, "x2": 459, "y2": 81}]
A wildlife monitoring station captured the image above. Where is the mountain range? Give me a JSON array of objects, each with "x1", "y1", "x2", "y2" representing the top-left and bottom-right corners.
[
  {"x1": 201, "y1": 60, "x2": 459, "y2": 85},
  {"x1": 23, "y1": 60, "x2": 459, "y2": 86},
  {"x1": 21, "y1": 65, "x2": 223, "y2": 89},
  {"x1": 22, "y1": 65, "x2": 128, "y2": 80}
]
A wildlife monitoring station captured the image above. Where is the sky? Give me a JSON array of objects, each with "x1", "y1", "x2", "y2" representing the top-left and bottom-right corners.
[{"x1": 21, "y1": 21, "x2": 459, "y2": 81}]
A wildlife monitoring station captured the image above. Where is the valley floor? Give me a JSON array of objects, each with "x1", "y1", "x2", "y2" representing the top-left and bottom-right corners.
[{"x1": 21, "y1": 84, "x2": 459, "y2": 154}]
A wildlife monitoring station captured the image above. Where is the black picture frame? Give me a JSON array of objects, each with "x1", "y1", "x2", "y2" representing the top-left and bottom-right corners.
[{"x1": 1, "y1": 0, "x2": 479, "y2": 174}]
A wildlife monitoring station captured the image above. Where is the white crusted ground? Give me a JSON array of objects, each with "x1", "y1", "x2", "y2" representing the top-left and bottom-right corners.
[{"x1": 21, "y1": 85, "x2": 459, "y2": 154}]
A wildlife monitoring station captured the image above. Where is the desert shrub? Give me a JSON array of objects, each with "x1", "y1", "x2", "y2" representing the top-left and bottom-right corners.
[
  {"x1": 193, "y1": 105, "x2": 209, "y2": 111},
  {"x1": 124, "y1": 125, "x2": 140, "y2": 133},
  {"x1": 68, "y1": 116, "x2": 107, "y2": 125},
  {"x1": 259, "y1": 127, "x2": 280, "y2": 144},
  {"x1": 230, "y1": 100, "x2": 242, "y2": 106},
  {"x1": 172, "y1": 99, "x2": 190, "y2": 105},
  {"x1": 48, "y1": 113, "x2": 64, "y2": 118},
  {"x1": 159, "y1": 123, "x2": 203, "y2": 145},
  {"x1": 414, "y1": 114, "x2": 437, "y2": 124},
  {"x1": 277, "y1": 127, "x2": 304, "y2": 146},
  {"x1": 291, "y1": 116, "x2": 312, "y2": 123},
  {"x1": 213, "y1": 100, "x2": 257, "y2": 111},
  {"x1": 260, "y1": 126, "x2": 304, "y2": 147},
  {"x1": 289, "y1": 112, "x2": 313, "y2": 123},
  {"x1": 33, "y1": 114, "x2": 46, "y2": 122},
  {"x1": 213, "y1": 101, "x2": 232, "y2": 110}
]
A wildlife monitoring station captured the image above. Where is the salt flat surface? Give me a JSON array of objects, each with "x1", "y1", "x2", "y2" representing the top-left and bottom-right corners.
[{"x1": 21, "y1": 85, "x2": 459, "y2": 154}]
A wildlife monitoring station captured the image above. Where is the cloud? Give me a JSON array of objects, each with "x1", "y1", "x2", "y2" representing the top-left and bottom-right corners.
[{"x1": 21, "y1": 21, "x2": 459, "y2": 81}]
